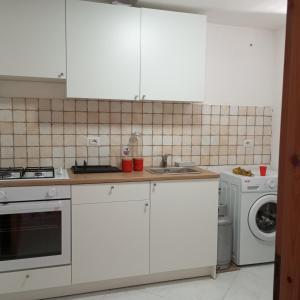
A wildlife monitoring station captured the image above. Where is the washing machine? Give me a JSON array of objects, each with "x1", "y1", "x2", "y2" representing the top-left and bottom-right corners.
[{"x1": 220, "y1": 170, "x2": 277, "y2": 266}]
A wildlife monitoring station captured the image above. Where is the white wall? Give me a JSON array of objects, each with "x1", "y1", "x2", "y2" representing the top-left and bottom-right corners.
[
  {"x1": 205, "y1": 23, "x2": 275, "y2": 106},
  {"x1": 271, "y1": 27, "x2": 286, "y2": 170}
]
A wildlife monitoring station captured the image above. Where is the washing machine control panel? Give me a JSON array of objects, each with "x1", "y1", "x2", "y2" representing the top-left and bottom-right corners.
[{"x1": 241, "y1": 177, "x2": 278, "y2": 192}]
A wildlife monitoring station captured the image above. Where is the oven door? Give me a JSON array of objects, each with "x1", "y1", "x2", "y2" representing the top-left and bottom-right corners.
[{"x1": 0, "y1": 199, "x2": 70, "y2": 272}]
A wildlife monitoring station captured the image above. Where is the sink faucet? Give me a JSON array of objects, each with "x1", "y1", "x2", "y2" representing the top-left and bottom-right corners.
[{"x1": 161, "y1": 154, "x2": 172, "y2": 168}]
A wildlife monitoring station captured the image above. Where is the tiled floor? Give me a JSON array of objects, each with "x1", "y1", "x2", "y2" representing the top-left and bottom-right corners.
[{"x1": 54, "y1": 264, "x2": 274, "y2": 300}]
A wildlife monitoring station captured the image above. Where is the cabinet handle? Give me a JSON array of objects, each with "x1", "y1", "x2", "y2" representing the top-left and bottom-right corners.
[
  {"x1": 152, "y1": 183, "x2": 157, "y2": 192},
  {"x1": 144, "y1": 201, "x2": 149, "y2": 212},
  {"x1": 109, "y1": 186, "x2": 115, "y2": 194},
  {"x1": 142, "y1": 95, "x2": 146, "y2": 100},
  {"x1": 25, "y1": 274, "x2": 30, "y2": 279},
  {"x1": 58, "y1": 72, "x2": 64, "y2": 78}
]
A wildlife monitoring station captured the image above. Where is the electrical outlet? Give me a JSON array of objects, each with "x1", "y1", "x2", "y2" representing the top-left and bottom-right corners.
[
  {"x1": 122, "y1": 146, "x2": 130, "y2": 156},
  {"x1": 243, "y1": 139, "x2": 254, "y2": 148},
  {"x1": 87, "y1": 136, "x2": 101, "y2": 146}
]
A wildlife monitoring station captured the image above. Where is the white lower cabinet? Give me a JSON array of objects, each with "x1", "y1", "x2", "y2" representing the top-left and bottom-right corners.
[
  {"x1": 72, "y1": 183, "x2": 150, "y2": 284},
  {"x1": 150, "y1": 180, "x2": 218, "y2": 273},
  {"x1": 0, "y1": 266, "x2": 71, "y2": 295}
]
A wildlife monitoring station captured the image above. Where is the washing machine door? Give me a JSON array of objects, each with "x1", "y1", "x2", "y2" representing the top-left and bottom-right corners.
[{"x1": 248, "y1": 194, "x2": 277, "y2": 242}]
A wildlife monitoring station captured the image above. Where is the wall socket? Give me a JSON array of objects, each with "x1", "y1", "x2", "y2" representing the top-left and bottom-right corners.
[
  {"x1": 87, "y1": 136, "x2": 101, "y2": 146},
  {"x1": 243, "y1": 139, "x2": 254, "y2": 148}
]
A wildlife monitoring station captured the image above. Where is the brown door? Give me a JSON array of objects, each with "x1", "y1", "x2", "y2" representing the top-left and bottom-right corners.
[{"x1": 274, "y1": 0, "x2": 300, "y2": 299}]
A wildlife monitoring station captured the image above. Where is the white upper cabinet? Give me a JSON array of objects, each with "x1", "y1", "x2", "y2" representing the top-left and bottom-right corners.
[
  {"x1": 140, "y1": 9, "x2": 207, "y2": 102},
  {"x1": 0, "y1": 0, "x2": 66, "y2": 80},
  {"x1": 66, "y1": 0, "x2": 141, "y2": 100}
]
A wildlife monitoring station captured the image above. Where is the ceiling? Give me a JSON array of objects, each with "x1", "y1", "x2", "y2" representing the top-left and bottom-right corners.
[{"x1": 135, "y1": 0, "x2": 287, "y2": 29}]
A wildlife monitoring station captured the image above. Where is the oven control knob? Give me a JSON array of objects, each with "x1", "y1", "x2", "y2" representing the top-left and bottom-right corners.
[
  {"x1": 47, "y1": 188, "x2": 57, "y2": 198},
  {"x1": 267, "y1": 179, "x2": 276, "y2": 189},
  {"x1": 0, "y1": 191, "x2": 7, "y2": 201}
]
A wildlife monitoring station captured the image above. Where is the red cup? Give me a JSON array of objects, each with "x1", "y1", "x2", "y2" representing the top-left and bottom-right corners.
[
  {"x1": 122, "y1": 159, "x2": 133, "y2": 173},
  {"x1": 133, "y1": 158, "x2": 144, "y2": 171},
  {"x1": 260, "y1": 165, "x2": 267, "y2": 176}
]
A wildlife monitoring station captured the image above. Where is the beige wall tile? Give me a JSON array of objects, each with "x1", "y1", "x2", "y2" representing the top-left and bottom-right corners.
[
  {"x1": 26, "y1": 99, "x2": 39, "y2": 110},
  {"x1": 13, "y1": 123, "x2": 26, "y2": 134},
  {"x1": 13, "y1": 98, "x2": 25, "y2": 110},
  {"x1": 0, "y1": 110, "x2": 12, "y2": 122},
  {"x1": 1, "y1": 147, "x2": 13, "y2": 158},
  {"x1": 40, "y1": 147, "x2": 52, "y2": 157},
  {"x1": 76, "y1": 112, "x2": 87, "y2": 123},
  {"x1": 76, "y1": 100, "x2": 87, "y2": 112},
  {"x1": 99, "y1": 112, "x2": 110, "y2": 123},
  {"x1": 39, "y1": 111, "x2": 51, "y2": 122},
  {"x1": 52, "y1": 99, "x2": 64, "y2": 111},
  {"x1": 26, "y1": 123, "x2": 39, "y2": 134},
  {"x1": 27, "y1": 147, "x2": 39, "y2": 158},
  {"x1": 0, "y1": 98, "x2": 12, "y2": 109},
  {"x1": 26, "y1": 111, "x2": 38, "y2": 122},
  {"x1": 1, "y1": 135, "x2": 13, "y2": 146},
  {"x1": 173, "y1": 104, "x2": 183, "y2": 114},
  {"x1": 52, "y1": 111, "x2": 64, "y2": 123},
  {"x1": 27, "y1": 135, "x2": 39, "y2": 146},
  {"x1": 110, "y1": 101, "x2": 121, "y2": 113},
  {"x1": 64, "y1": 112, "x2": 75, "y2": 123},
  {"x1": 183, "y1": 103, "x2": 192, "y2": 114},
  {"x1": 39, "y1": 99, "x2": 51, "y2": 111},
  {"x1": 14, "y1": 147, "x2": 27, "y2": 158},
  {"x1": 0, "y1": 122, "x2": 13, "y2": 134},
  {"x1": 211, "y1": 105, "x2": 220, "y2": 115},
  {"x1": 88, "y1": 100, "x2": 98, "y2": 112},
  {"x1": 2, "y1": 159, "x2": 12, "y2": 168},
  {"x1": 64, "y1": 99, "x2": 75, "y2": 112},
  {"x1": 76, "y1": 124, "x2": 87, "y2": 134},
  {"x1": 238, "y1": 106, "x2": 247, "y2": 116},
  {"x1": 229, "y1": 106, "x2": 238, "y2": 115}
]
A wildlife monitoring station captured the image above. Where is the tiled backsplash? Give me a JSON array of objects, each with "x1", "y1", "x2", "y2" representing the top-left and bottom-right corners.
[{"x1": 0, "y1": 98, "x2": 272, "y2": 168}]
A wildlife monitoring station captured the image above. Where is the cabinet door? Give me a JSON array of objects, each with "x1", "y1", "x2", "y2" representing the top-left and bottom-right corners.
[
  {"x1": 141, "y1": 9, "x2": 206, "y2": 102},
  {"x1": 0, "y1": 0, "x2": 66, "y2": 79},
  {"x1": 66, "y1": 1, "x2": 140, "y2": 100},
  {"x1": 150, "y1": 180, "x2": 218, "y2": 273},
  {"x1": 72, "y1": 200, "x2": 150, "y2": 284}
]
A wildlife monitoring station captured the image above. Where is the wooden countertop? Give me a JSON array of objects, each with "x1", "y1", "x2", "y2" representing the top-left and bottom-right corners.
[{"x1": 0, "y1": 167, "x2": 219, "y2": 187}]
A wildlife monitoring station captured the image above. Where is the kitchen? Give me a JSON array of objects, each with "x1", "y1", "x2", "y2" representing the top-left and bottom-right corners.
[{"x1": 0, "y1": 0, "x2": 286, "y2": 299}]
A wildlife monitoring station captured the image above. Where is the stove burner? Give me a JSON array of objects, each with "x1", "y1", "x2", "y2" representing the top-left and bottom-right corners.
[
  {"x1": 0, "y1": 167, "x2": 24, "y2": 180},
  {"x1": 0, "y1": 167, "x2": 55, "y2": 180},
  {"x1": 24, "y1": 167, "x2": 55, "y2": 179}
]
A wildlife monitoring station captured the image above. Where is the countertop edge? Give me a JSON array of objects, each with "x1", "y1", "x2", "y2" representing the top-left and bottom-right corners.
[{"x1": 0, "y1": 169, "x2": 220, "y2": 187}]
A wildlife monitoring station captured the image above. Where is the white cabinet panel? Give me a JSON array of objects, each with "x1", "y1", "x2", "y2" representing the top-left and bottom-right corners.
[
  {"x1": 72, "y1": 182, "x2": 149, "y2": 204},
  {"x1": 141, "y1": 9, "x2": 206, "y2": 102},
  {"x1": 66, "y1": 0, "x2": 140, "y2": 100},
  {"x1": 150, "y1": 180, "x2": 218, "y2": 273},
  {"x1": 72, "y1": 200, "x2": 150, "y2": 284},
  {"x1": 0, "y1": 0, "x2": 66, "y2": 79},
  {"x1": 0, "y1": 266, "x2": 71, "y2": 294}
]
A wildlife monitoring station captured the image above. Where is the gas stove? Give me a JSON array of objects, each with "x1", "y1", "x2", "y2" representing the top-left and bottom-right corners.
[{"x1": 0, "y1": 167, "x2": 69, "y2": 180}]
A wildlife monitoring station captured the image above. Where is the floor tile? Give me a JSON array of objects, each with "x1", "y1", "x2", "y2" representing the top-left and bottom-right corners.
[{"x1": 53, "y1": 264, "x2": 273, "y2": 300}]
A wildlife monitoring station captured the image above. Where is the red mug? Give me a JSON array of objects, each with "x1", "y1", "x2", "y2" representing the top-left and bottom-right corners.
[
  {"x1": 133, "y1": 158, "x2": 144, "y2": 172},
  {"x1": 260, "y1": 165, "x2": 267, "y2": 176},
  {"x1": 122, "y1": 159, "x2": 133, "y2": 173}
]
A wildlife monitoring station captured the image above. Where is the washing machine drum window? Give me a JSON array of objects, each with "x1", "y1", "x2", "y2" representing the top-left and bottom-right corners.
[{"x1": 248, "y1": 194, "x2": 277, "y2": 242}]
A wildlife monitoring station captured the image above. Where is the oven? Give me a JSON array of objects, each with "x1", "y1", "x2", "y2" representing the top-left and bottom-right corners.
[{"x1": 0, "y1": 186, "x2": 71, "y2": 273}]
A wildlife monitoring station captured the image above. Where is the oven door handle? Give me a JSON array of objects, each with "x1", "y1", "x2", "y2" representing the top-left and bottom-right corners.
[{"x1": 0, "y1": 200, "x2": 66, "y2": 214}]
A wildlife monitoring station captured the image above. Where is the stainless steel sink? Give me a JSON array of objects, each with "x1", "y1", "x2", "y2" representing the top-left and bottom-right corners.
[{"x1": 146, "y1": 167, "x2": 202, "y2": 174}]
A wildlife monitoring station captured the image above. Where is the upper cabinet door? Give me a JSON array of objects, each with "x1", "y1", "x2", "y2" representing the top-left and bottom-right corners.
[
  {"x1": 66, "y1": 1, "x2": 141, "y2": 100},
  {"x1": 0, "y1": 0, "x2": 66, "y2": 80},
  {"x1": 141, "y1": 9, "x2": 207, "y2": 102}
]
